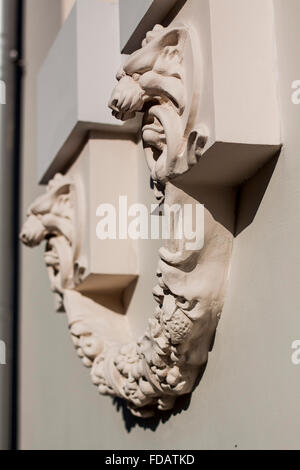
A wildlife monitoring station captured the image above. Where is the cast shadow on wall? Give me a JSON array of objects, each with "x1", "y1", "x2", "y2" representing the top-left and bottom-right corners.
[
  {"x1": 173, "y1": 145, "x2": 281, "y2": 236},
  {"x1": 77, "y1": 275, "x2": 138, "y2": 315}
]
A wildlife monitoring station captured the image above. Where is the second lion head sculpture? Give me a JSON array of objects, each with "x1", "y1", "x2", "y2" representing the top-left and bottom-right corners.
[
  {"x1": 20, "y1": 174, "x2": 86, "y2": 311},
  {"x1": 109, "y1": 23, "x2": 208, "y2": 198}
]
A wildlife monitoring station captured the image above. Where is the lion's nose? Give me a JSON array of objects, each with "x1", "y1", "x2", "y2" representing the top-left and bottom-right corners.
[
  {"x1": 20, "y1": 229, "x2": 33, "y2": 247},
  {"x1": 109, "y1": 97, "x2": 119, "y2": 113},
  {"x1": 108, "y1": 90, "x2": 135, "y2": 122},
  {"x1": 108, "y1": 86, "x2": 121, "y2": 113},
  {"x1": 19, "y1": 231, "x2": 27, "y2": 243},
  {"x1": 108, "y1": 74, "x2": 145, "y2": 122}
]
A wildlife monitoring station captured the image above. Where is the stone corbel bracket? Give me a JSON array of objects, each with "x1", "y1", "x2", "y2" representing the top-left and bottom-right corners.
[{"x1": 21, "y1": 23, "x2": 233, "y2": 417}]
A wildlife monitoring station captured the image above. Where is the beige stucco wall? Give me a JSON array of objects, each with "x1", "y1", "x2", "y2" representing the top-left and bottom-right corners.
[{"x1": 20, "y1": 0, "x2": 300, "y2": 450}]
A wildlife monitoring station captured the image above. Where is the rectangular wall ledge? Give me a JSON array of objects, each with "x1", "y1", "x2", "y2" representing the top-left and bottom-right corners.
[
  {"x1": 175, "y1": 142, "x2": 282, "y2": 188},
  {"x1": 119, "y1": 0, "x2": 179, "y2": 53},
  {"x1": 37, "y1": 0, "x2": 139, "y2": 184}
]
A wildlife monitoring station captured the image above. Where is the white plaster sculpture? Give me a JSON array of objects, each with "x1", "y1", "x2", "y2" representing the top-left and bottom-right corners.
[
  {"x1": 21, "y1": 24, "x2": 233, "y2": 417},
  {"x1": 109, "y1": 23, "x2": 208, "y2": 202},
  {"x1": 20, "y1": 173, "x2": 86, "y2": 311}
]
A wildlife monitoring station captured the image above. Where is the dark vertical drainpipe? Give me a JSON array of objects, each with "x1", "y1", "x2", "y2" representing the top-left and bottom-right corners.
[{"x1": 0, "y1": 0, "x2": 22, "y2": 450}]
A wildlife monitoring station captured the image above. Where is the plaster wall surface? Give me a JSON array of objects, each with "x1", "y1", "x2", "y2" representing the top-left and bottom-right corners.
[{"x1": 20, "y1": 0, "x2": 300, "y2": 450}]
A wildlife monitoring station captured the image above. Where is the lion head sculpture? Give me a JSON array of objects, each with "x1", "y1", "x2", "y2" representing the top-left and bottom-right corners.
[
  {"x1": 20, "y1": 174, "x2": 86, "y2": 311},
  {"x1": 109, "y1": 23, "x2": 208, "y2": 199}
]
